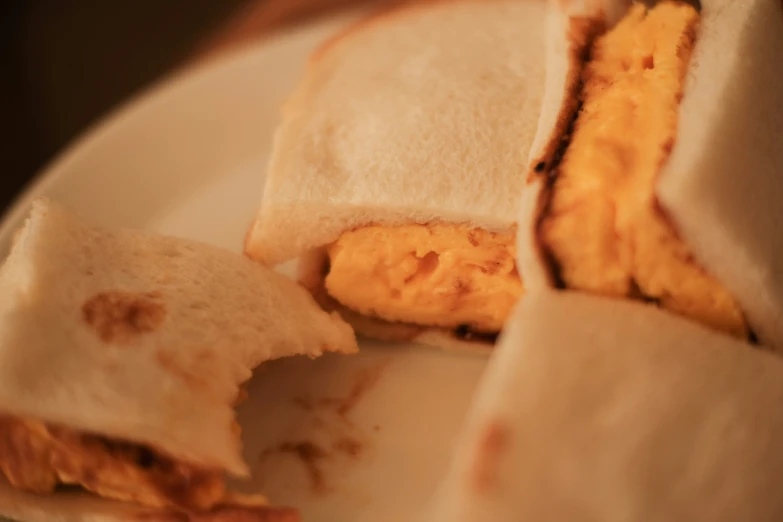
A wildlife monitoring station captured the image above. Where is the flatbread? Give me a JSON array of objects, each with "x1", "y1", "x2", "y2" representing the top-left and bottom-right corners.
[{"x1": 0, "y1": 198, "x2": 356, "y2": 515}]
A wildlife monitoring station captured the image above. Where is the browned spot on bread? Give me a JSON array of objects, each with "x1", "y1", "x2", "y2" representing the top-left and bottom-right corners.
[
  {"x1": 470, "y1": 420, "x2": 510, "y2": 494},
  {"x1": 82, "y1": 291, "x2": 166, "y2": 344}
]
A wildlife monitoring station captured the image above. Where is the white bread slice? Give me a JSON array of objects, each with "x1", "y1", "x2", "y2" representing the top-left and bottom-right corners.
[
  {"x1": 245, "y1": 0, "x2": 552, "y2": 266},
  {"x1": 426, "y1": 289, "x2": 783, "y2": 522},
  {"x1": 0, "y1": 199, "x2": 357, "y2": 477},
  {"x1": 520, "y1": 0, "x2": 783, "y2": 348},
  {"x1": 656, "y1": 0, "x2": 783, "y2": 348}
]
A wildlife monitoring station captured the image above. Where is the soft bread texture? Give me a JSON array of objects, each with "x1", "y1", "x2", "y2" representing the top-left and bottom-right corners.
[
  {"x1": 426, "y1": 290, "x2": 783, "y2": 522},
  {"x1": 0, "y1": 479, "x2": 300, "y2": 522},
  {"x1": 0, "y1": 199, "x2": 357, "y2": 477},
  {"x1": 245, "y1": 0, "x2": 551, "y2": 266},
  {"x1": 521, "y1": 0, "x2": 783, "y2": 348},
  {"x1": 656, "y1": 0, "x2": 783, "y2": 348}
]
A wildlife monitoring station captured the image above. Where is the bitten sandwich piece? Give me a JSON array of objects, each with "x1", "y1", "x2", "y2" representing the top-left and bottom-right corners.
[
  {"x1": 426, "y1": 290, "x2": 783, "y2": 522},
  {"x1": 246, "y1": 0, "x2": 551, "y2": 350},
  {"x1": 0, "y1": 199, "x2": 356, "y2": 519},
  {"x1": 521, "y1": 0, "x2": 783, "y2": 346}
]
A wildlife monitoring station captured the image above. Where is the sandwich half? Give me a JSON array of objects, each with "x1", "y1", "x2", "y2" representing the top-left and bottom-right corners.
[
  {"x1": 519, "y1": 0, "x2": 783, "y2": 347},
  {"x1": 246, "y1": 0, "x2": 779, "y2": 351},
  {"x1": 0, "y1": 199, "x2": 357, "y2": 519},
  {"x1": 427, "y1": 1, "x2": 783, "y2": 516},
  {"x1": 245, "y1": 0, "x2": 554, "y2": 352},
  {"x1": 426, "y1": 290, "x2": 783, "y2": 522}
]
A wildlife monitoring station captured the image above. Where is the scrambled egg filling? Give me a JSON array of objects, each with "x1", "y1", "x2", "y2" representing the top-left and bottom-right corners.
[
  {"x1": 326, "y1": 224, "x2": 522, "y2": 333},
  {"x1": 0, "y1": 416, "x2": 224, "y2": 511},
  {"x1": 539, "y1": 2, "x2": 747, "y2": 337}
]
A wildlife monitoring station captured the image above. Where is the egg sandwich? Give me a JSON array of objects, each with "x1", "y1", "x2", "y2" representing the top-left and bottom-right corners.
[{"x1": 0, "y1": 199, "x2": 357, "y2": 521}]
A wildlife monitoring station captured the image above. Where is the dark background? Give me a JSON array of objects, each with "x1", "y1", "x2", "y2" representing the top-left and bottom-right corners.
[{"x1": 0, "y1": 1, "x2": 252, "y2": 213}]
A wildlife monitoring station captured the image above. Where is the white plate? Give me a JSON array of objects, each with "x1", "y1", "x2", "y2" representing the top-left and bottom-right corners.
[{"x1": 0, "y1": 11, "x2": 488, "y2": 522}]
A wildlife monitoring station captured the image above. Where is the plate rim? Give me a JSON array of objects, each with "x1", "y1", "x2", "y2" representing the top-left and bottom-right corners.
[{"x1": 0, "y1": 10, "x2": 361, "y2": 248}]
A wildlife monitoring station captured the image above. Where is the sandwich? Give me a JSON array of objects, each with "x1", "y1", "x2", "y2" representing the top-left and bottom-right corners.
[
  {"x1": 426, "y1": 0, "x2": 783, "y2": 517},
  {"x1": 519, "y1": 0, "x2": 783, "y2": 347},
  {"x1": 425, "y1": 290, "x2": 783, "y2": 522},
  {"x1": 245, "y1": 0, "x2": 554, "y2": 351},
  {"x1": 246, "y1": 0, "x2": 782, "y2": 352},
  {"x1": 0, "y1": 199, "x2": 357, "y2": 520}
]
